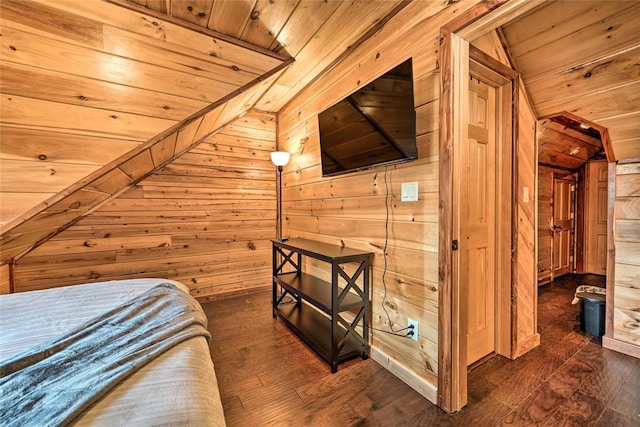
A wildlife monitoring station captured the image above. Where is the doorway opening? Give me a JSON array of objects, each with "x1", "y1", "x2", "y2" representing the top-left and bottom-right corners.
[
  {"x1": 461, "y1": 59, "x2": 513, "y2": 367},
  {"x1": 537, "y1": 114, "x2": 609, "y2": 287}
]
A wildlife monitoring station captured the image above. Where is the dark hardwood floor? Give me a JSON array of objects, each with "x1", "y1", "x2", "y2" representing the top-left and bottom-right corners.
[{"x1": 202, "y1": 274, "x2": 640, "y2": 426}]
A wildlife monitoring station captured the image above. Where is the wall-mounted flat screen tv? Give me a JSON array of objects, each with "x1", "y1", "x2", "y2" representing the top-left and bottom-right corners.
[{"x1": 318, "y1": 58, "x2": 417, "y2": 177}]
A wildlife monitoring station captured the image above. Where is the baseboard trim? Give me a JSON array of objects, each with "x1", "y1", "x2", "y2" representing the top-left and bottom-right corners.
[
  {"x1": 603, "y1": 336, "x2": 640, "y2": 359},
  {"x1": 513, "y1": 332, "x2": 541, "y2": 358},
  {"x1": 195, "y1": 284, "x2": 270, "y2": 302},
  {"x1": 371, "y1": 346, "x2": 438, "y2": 404}
]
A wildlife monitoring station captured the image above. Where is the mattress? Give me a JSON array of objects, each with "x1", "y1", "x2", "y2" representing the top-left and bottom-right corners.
[{"x1": 0, "y1": 278, "x2": 226, "y2": 426}]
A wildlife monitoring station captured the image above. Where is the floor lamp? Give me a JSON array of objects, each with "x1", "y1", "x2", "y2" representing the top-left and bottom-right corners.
[{"x1": 270, "y1": 151, "x2": 290, "y2": 241}]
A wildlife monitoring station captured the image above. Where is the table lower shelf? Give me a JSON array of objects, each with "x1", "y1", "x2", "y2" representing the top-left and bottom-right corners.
[{"x1": 274, "y1": 301, "x2": 367, "y2": 372}]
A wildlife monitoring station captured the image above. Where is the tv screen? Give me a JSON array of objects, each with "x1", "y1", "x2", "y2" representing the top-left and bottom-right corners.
[{"x1": 318, "y1": 58, "x2": 417, "y2": 176}]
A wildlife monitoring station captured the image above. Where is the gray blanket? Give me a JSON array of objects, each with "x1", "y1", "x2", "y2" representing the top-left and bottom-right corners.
[{"x1": 0, "y1": 283, "x2": 211, "y2": 427}]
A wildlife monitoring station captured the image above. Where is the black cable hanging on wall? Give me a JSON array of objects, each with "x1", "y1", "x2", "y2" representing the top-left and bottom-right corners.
[{"x1": 369, "y1": 165, "x2": 413, "y2": 338}]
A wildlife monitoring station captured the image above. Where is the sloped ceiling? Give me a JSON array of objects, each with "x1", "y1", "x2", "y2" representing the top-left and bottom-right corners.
[
  {"x1": 0, "y1": 0, "x2": 286, "y2": 226},
  {"x1": 122, "y1": 0, "x2": 409, "y2": 112},
  {"x1": 537, "y1": 114, "x2": 604, "y2": 170},
  {"x1": 500, "y1": 0, "x2": 640, "y2": 161},
  {"x1": 0, "y1": 0, "x2": 408, "y2": 262}
]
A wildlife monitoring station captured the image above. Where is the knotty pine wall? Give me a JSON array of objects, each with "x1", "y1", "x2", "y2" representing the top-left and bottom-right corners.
[
  {"x1": 0, "y1": 264, "x2": 9, "y2": 294},
  {"x1": 0, "y1": 0, "x2": 280, "y2": 227},
  {"x1": 12, "y1": 111, "x2": 276, "y2": 298},
  {"x1": 276, "y1": 1, "x2": 481, "y2": 401},
  {"x1": 513, "y1": 84, "x2": 539, "y2": 357},
  {"x1": 604, "y1": 161, "x2": 640, "y2": 357}
]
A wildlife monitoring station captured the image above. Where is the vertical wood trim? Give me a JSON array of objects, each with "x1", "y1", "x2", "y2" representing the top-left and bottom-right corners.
[
  {"x1": 575, "y1": 165, "x2": 586, "y2": 273},
  {"x1": 600, "y1": 129, "x2": 615, "y2": 163},
  {"x1": 509, "y1": 76, "x2": 520, "y2": 359},
  {"x1": 438, "y1": 27, "x2": 455, "y2": 413},
  {"x1": 438, "y1": 28, "x2": 469, "y2": 414},
  {"x1": 605, "y1": 162, "x2": 616, "y2": 338},
  {"x1": 9, "y1": 260, "x2": 15, "y2": 293},
  {"x1": 0, "y1": 262, "x2": 12, "y2": 294}
]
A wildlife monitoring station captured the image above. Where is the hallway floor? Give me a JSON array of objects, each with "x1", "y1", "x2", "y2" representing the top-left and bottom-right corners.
[{"x1": 202, "y1": 274, "x2": 639, "y2": 426}]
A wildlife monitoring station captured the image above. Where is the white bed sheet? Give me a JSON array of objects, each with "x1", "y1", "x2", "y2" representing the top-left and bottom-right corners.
[{"x1": 0, "y1": 278, "x2": 226, "y2": 426}]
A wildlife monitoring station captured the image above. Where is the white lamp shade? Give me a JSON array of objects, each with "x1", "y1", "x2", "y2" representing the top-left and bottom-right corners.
[{"x1": 270, "y1": 151, "x2": 290, "y2": 167}]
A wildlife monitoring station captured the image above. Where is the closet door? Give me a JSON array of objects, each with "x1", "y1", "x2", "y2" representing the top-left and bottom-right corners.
[{"x1": 552, "y1": 175, "x2": 575, "y2": 278}]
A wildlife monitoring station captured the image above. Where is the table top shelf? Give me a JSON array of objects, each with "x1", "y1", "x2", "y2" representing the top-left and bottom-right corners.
[
  {"x1": 273, "y1": 238, "x2": 373, "y2": 263},
  {"x1": 274, "y1": 302, "x2": 365, "y2": 365},
  {"x1": 272, "y1": 238, "x2": 372, "y2": 372},
  {"x1": 274, "y1": 272, "x2": 365, "y2": 314}
]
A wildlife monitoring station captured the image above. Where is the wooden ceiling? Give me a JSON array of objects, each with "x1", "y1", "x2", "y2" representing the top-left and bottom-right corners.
[
  {"x1": 501, "y1": 0, "x2": 640, "y2": 162},
  {"x1": 0, "y1": 0, "x2": 407, "y2": 227},
  {"x1": 538, "y1": 114, "x2": 604, "y2": 170},
  {"x1": 121, "y1": 0, "x2": 408, "y2": 112}
]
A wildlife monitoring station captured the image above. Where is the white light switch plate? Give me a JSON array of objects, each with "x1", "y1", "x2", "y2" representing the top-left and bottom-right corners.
[
  {"x1": 401, "y1": 182, "x2": 418, "y2": 202},
  {"x1": 523, "y1": 186, "x2": 530, "y2": 203}
]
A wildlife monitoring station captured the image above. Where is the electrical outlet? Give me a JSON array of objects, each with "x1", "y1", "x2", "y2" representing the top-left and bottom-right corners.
[{"x1": 408, "y1": 318, "x2": 419, "y2": 341}]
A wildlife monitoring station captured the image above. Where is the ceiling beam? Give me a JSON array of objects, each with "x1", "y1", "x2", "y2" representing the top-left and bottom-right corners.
[{"x1": 106, "y1": 0, "x2": 291, "y2": 62}]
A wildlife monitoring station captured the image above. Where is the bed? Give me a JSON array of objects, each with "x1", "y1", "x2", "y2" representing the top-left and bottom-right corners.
[{"x1": 0, "y1": 278, "x2": 226, "y2": 426}]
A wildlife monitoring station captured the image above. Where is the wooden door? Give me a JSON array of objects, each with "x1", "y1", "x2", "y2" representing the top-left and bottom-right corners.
[
  {"x1": 463, "y1": 75, "x2": 496, "y2": 365},
  {"x1": 552, "y1": 175, "x2": 575, "y2": 278},
  {"x1": 585, "y1": 160, "x2": 608, "y2": 275}
]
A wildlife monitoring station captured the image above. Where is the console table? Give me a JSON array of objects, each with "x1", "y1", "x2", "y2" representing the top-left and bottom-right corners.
[{"x1": 272, "y1": 238, "x2": 372, "y2": 373}]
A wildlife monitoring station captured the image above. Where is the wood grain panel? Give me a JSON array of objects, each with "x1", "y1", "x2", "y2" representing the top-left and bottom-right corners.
[
  {"x1": 239, "y1": 0, "x2": 298, "y2": 50},
  {"x1": 0, "y1": 56, "x2": 292, "y2": 262},
  {"x1": 273, "y1": 0, "x2": 479, "y2": 407},
  {"x1": 0, "y1": 193, "x2": 55, "y2": 225},
  {"x1": 208, "y1": 0, "x2": 255, "y2": 38},
  {"x1": 255, "y1": 0, "x2": 404, "y2": 111},
  {"x1": 171, "y1": 0, "x2": 213, "y2": 27},
  {"x1": 0, "y1": 127, "x2": 138, "y2": 165},
  {"x1": 527, "y1": 46, "x2": 640, "y2": 106},
  {"x1": 1, "y1": 94, "x2": 175, "y2": 141},
  {"x1": 501, "y1": 1, "x2": 640, "y2": 163},
  {"x1": 0, "y1": 0, "x2": 285, "y2": 229},
  {"x1": 511, "y1": 4, "x2": 640, "y2": 81},
  {"x1": 12, "y1": 111, "x2": 277, "y2": 297},
  {"x1": 0, "y1": 160, "x2": 100, "y2": 193},
  {"x1": 0, "y1": 26, "x2": 237, "y2": 103},
  {"x1": 514, "y1": 80, "x2": 539, "y2": 357},
  {"x1": 0, "y1": 62, "x2": 208, "y2": 122},
  {"x1": 603, "y1": 161, "x2": 640, "y2": 357},
  {"x1": 31, "y1": 0, "x2": 285, "y2": 69}
]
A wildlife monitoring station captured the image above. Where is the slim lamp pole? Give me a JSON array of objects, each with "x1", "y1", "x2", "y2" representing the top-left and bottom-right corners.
[
  {"x1": 270, "y1": 151, "x2": 290, "y2": 241},
  {"x1": 277, "y1": 165, "x2": 283, "y2": 241}
]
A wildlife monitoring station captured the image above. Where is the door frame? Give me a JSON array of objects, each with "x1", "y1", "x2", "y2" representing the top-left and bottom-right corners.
[
  {"x1": 437, "y1": 0, "x2": 539, "y2": 413},
  {"x1": 462, "y1": 59, "x2": 513, "y2": 367}
]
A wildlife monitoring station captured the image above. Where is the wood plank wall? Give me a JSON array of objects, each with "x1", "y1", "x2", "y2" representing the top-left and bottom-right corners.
[
  {"x1": 0, "y1": 263, "x2": 10, "y2": 294},
  {"x1": 276, "y1": 0, "x2": 480, "y2": 402},
  {"x1": 604, "y1": 161, "x2": 640, "y2": 357},
  {"x1": 513, "y1": 81, "x2": 540, "y2": 357},
  {"x1": 0, "y1": 0, "x2": 280, "y2": 227},
  {"x1": 11, "y1": 111, "x2": 276, "y2": 298}
]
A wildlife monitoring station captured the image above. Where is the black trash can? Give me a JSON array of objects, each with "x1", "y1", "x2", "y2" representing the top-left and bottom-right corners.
[{"x1": 577, "y1": 291, "x2": 606, "y2": 337}]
